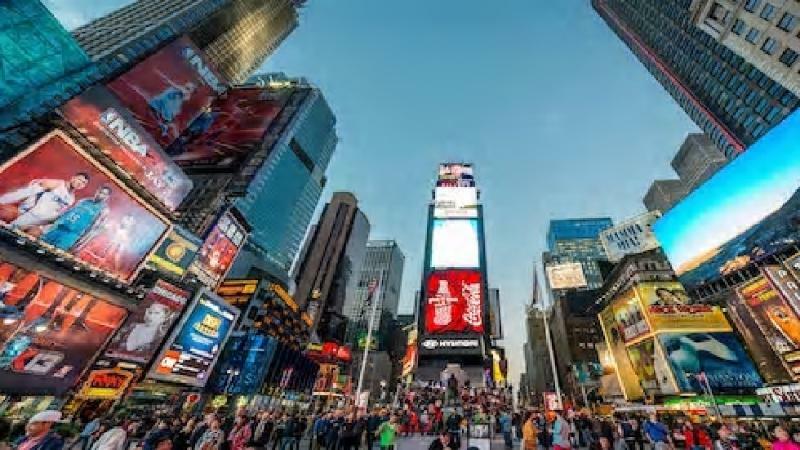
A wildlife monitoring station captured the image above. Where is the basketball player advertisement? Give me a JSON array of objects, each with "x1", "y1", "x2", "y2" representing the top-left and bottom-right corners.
[
  {"x1": 107, "y1": 36, "x2": 227, "y2": 148},
  {"x1": 0, "y1": 131, "x2": 170, "y2": 283},
  {"x1": 424, "y1": 270, "x2": 484, "y2": 334},
  {"x1": 189, "y1": 211, "x2": 247, "y2": 289}
]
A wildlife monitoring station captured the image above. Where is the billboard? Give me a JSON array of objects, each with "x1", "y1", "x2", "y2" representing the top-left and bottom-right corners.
[
  {"x1": 433, "y1": 187, "x2": 478, "y2": 218},
  {"x1": 658, "y1": 332, "x2": 763, "y2": 391},
  {"x1": 437, "y1": 163, "x2": 474, "y2": 187},
  {"x1": 0, "y1": 259, "x2": 127, "y2": 395},
  {"x1": 653, "y1": 109, "x2": 800, "y2": 289},
  {"x1": 737, "y1": 273, "x2": 800, "y2": 378},
  {"x1": 429, "y1": 219, "x2": 480, "y2": 268},
  {"x1": 59, "y1": 86, "x2": 193, "y2": 210},
  {"x1": 605, "y1": 287, "x2": 650, "y2": 343},
  {"x1": 625, "y1": 338, "x2": 677, "y2": 394},
  {"x1": 217, "y1": 279, "x2": 259, "y2": 309},
  {"x1": 0, "y1": 131, "x2": 170, "y2": 282},
  {"x1": 145, "y1": 226, "x2": 202, "y2": 278},
  {"x1": 78, "y1": 369, "x2": 134, "y2": 400},
  {"x1": 148, "y1": 289, "x2": 239, "y2": 387},
  {"x1": 424, "y1": 270, "x2": 483, "y2": 334},
  {"x1": 107, "y1": 36, "x2": 226, "y2": 148},
  {"x1": 598, "y1": 305, "x2": 644, "y2": 400},
  {"x1": 401, "y1": 329, "x2": 418, "y2": 377},
  {"x1": 545, "y1": 262, "x2": 587, "y2": 290},
  {"x1": 600, "y1": 211, "x2": 661, "y2": 262},
  {"x1": 189, "y1": 211, "x2": 247, "y2": 289},
  {"x1": 167, "y1": 87, "x2": 292, "y2": 167},
  {"x1": 636, "y1": 282, "x2": 731, "y2": 332},
  {"x1": 104, "y1": 280, "x2": 190, "y2": 364}
]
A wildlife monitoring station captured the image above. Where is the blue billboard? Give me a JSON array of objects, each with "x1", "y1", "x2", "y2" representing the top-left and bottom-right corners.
[
  {"x1": 658, "y1": 332, "x2": 763, "y2": 391},
  {"x1": 654, "y1": 109, "x2": 800, "y2": 289}
]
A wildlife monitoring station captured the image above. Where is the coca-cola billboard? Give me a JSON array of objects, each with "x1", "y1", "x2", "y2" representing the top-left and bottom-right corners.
[{"x1": 424, "y1": 270, "x2": 484, "y2": 334}]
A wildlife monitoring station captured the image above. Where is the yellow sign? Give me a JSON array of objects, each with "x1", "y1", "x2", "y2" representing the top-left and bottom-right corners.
[
  {"x1": 270, "y1": 283, "x2": 299, "y2": 312},
  {"x1": 79, "y1": 369, "x2": 134, "y2": 400},
  {"x1": 599, "y1": 301, "x2": 644, "y2": 400},
  {"x1": 636, "y1": 282, "x2": 731, "y2": 332},
  {"x1": 217, "y1": 279, "x2": 259, "y2": 307}
]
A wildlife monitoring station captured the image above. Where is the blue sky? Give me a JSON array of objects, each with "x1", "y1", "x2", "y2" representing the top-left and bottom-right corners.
[{"x1": 48, "y1": 0, "x2": 699, "y2": 384}]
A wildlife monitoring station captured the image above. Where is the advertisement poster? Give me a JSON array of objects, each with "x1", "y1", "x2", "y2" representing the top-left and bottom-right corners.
[
  {"x1": 217, "y1": 279, "x2": 259, "y2": 309},
  {"x1": 425, "y1": 270, "x2": 483, "y2": 334},
  {"x1": 189, "y1": 211, "x2": 247, "y2": 289},
  {"x1": 145, "y1": 226, "x2": 202, "y2": 278},
  {"x1": 598, "y1": 302, "x2": 644, "y2": 400},
  {"x1": 636, "y1": 282, "x2": 731, "y2": 332},
  {"x1": 0, "y1": 259, "x2": 127, "y2": 395},
  {"x1": 545, "y1": 262, "x2": 588, "y2": 290},
  {"x1": 625, "y1": 338, "x2": 677, "y2": 394},
  {"x1": 0, "y1": 131, "x2": 170, "y2": 282},
  {"x1": 437, "y1": 163, "x2": 475, "y2": 187},
  {"x1": 610, "y1": 288, "x2": 650, "y2": 343},
  {"x1": 600, "y1": 211, "x2": 661, "y2": 262},
  {"x1": 107, "y1": 36, "x2": 226, "y2": 148},
  {"x1": 429, "y1": 219, "x2": 480, "y2": 269},
  {"x1": 658, "y1": 332, "x2": 763, "y2": 391},
  {"x1": 148, "y1": 290, "x2": 239, "y2": 387},
  {"x1": 78, "y1": 369, "x2": 134, "y2": 399},
  {"x1": 433, "y1": 187, "x2": 478, "y2": 219},
  {"x1": 654, "y1": 108, "x2": 800, "y2": 289},
  {"x1": 59, "y1": 86, "x2": 193, "y2": 210},
  {"x1": 168, "y1": 87, "x2": 293, "y2": 167},
  {"x1": 764, "y1": 265, "x2": 800, "y2": 317},
  {"x1": 104, "y1": 280, "x2": 190, "y2": 364},
  {"x1": 738, "y1": 274, "x2": 800, "y2": 377}
]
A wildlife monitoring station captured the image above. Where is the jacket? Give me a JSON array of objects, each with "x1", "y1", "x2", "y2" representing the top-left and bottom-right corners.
[{"x1": 15, "y1": 432, "x2": 64, "y2": 450}]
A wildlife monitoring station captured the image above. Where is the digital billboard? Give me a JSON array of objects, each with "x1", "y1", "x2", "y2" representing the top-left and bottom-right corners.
[
  {"x1": 625, "y1": 338, "x2": 677, "y2": 394},
  {"x1": 0, "y1": 131, "x2": 170, "y2": 282},
  {"x1": 636, "y1": 281, "x2": 731, "y2": 332},
  {"x1": 189, "y1": 211, "x2": 247, "y2": 289},
  {"x1": 437, "y1": 163, "x2": 474, "y2": 187},
  {"x1": 167, "y1": 87, "x2": 292, "y2": 167},
  {"x1": 104, "y1": 280, "x2": 190, "y2": 364},
  {"x1": 148, "y1": 289, "x2": 239, "y2": 387},
  {"x1": 433, "y1": 187, "x2": 478, "y2": 218},
  {"x1": 107, "y1": 36, "x2": 226, "y2": 148},
  {"x1": 658, "y1": 332, "x2": 763, "y2": 391},
  {"x1": 0, "y1": 259, "x2": 127, "y2": 395},
  {"x1": 424, "y1": 270, "x2": 483, "y2": 334},
  {"x1": 598, "y1": 305, "x2": 644, "y2": 400},
  {"x1": 545, "y1": 262, "x2": 588, "y2": 290},
  {"x1": 78, "y1": 369, "x2": 134, "y2": 400},
  {"x1": 737, "y1": 272, "x2": 800, "y2": 378},
  {"x1": 600, "y1": 211, "x2": 661, "y2": 262},
  {"x1": 654, "y1": 109, "x2": 800, "y2": 289},
  {"x1": 429, "y1": 219, "x2": 480, "y2": 269},
  {"x1": 145, "y1": 226, "x2": 202, "y2": 278},
  {"x1": 59, "y1": 86, "x2": 193, "y2": 210},
  {"x1": 606, "y1": 287, "x2": 650, "y2": 343}
]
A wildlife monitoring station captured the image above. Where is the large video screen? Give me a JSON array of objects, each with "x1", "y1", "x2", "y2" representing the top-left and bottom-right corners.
[
  {"x1": 0, "y1": 131, "x2": 170, "y2": 282},
  {"x1": 437, "y1": 163, "x2": 474, "y2": 187},
  {"x1": 145, "y1": 226, "x2": 202, "y2": 278},
  {"x1": 654, "y1": 109, "x2": 800, "y2": 289},
  {"x1": 148, "y1": 289, "x2": 238, "y2": 387},
  {"x1": 188, "y1": 211, "x2": 247, "y2": 289},
  {"x1": 434, "y1": 187, "x2": 478, "y2": 219},
  {"x1": 104, "y1": 280, "x2": 190, "y2": 365},
  {"x1": 0, "y1": 259, "x2": 127, "y2": 395},
  {"x1": 430, "y1": 219, "x2": 480, "y2": 268},
  {"x1": 59, "y1": 86, "x2": 193, "y2": 210},
  {"x1": 107, "y1": 36, "x2": 226, "y2": 148},
  {"x1": 636, "y1": 281, "x2": 730, "y2": 333},
  {"x1": 424, "y1": 270, "x2": 483, "y2": 334},
  {"x1": 168, "y1": 87, "x2": 294, "y2": 167},
  {"x1": 658, "y1": 332, "x2": 763, "y2": 391}
]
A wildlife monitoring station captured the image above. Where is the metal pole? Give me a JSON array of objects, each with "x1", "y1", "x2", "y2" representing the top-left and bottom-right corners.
[
  {"x1": 542, "y1": 302, "x2": 563, "y2": 408},
  {"x1": 356, "y1": 273, "x2": 382, "y2": 407}
]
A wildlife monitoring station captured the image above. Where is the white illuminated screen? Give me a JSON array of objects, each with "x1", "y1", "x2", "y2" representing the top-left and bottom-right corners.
[
  {"x1": 430, "y1": 219, "x2": 480, "y2": 268},
  {"x1": 434, "y1": 187, "x2": 478, "y2": 218}
]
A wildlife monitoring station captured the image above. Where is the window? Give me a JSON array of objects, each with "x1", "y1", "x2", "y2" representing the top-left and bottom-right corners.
[
  {"x1": 778, "y1": 12, "x2": 799, "y2": 32},
  {"x1": 762, "y1": 37, "x2": 779, "y2": 54},
  {"x1": 744, "y1": 0, "x2": 761, "y2": 12},
  {"x1": 732, "y1": 18, "x2": 746, "y2": 34},
  {"x1": 745, "y1": 27, "x2": 761, "y2": 44},
  {"x1": 779, "y1": 47, "x2": 799, "y2": 66},
  {"x1": 760, "y1": 3, "x2": 777, "y2": 21}
]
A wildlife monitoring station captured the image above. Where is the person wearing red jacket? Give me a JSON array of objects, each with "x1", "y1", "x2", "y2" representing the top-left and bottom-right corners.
[{"x1": 683, "y1": 421, "x2": 712, "y2": 450}]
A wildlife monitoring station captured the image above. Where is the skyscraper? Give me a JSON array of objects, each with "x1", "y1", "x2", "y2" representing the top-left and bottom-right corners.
[
  {"x1": 294, "y1": 192, "x2": 371, "y2": 342},
  {"x1": 545, "y1": 218, "x2": 613, "y2": 289},
  {"x1": 345, "y1": 240, "x2": 406, "y2": 335},
  {"x1": 593, "y1": 0, "x2": 799, "y2": 158},
  {"x1": 643, "y1": 179, "x2": 687, "y2": 213},
  {"x1": 72, "y1": 0, "x2": 299, "y2": 84}
]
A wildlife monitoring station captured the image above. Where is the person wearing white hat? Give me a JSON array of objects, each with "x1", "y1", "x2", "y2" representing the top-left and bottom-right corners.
[{"x1": 15, "y1": 411, "x2": 64, "y2": 450}]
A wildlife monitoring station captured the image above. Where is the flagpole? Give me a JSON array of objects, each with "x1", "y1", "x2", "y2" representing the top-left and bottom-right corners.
[{"x1": 356, "y1": 273, "x2": 382, "y2": 408}]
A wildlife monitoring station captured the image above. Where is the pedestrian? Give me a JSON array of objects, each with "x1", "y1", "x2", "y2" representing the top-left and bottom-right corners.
[
  {"x1": 90, "y1": 421, "x2": 127, "y2": 450},
  {"x1": 522, "y1": 412, "x2": 538, "y2": 450},
  {"x1": 15, "y1": 410, "x2": 64, "y2": 450},
  {"x1": 375, "y1": 416, "x2": 397, "y2": 450},
  {"x1": 189, "y1": 415, "x2": 214, "y2": 450},
  {"x1": 619, "y1": 417, "x2": 637, "y2": 450},
  {"x1": 154, "y1": 435, "x2": 174, "y2": 450},
  {"x1": 229, "y1": 415, "x2": 252, "y2": 450},
  {"x1": 144, "y1": 420, "x2": 172, "y2": 450},
  {"x1": 195, "y1": 417, "x2": 225, "y2": 450},
  {"x1": 683, "y1": 420, "x2": 712, "y2": 450},
  {"x1": 713, "y1": 425, "x2": 739, "y2": 450},
  {"x1": 365, "y1": 411, "x2": 382, "y2": 450},
  {"x1": 427, "y1": 432, "x2": 454, "y2": 450},
  {"x1": 643, "y1": 414, "x2": 673, "y2": 450},
  {"x1": 175, "y1": 418, "x2": 197, "y2": 450},
  {"x1": 550, "y1": 411, "x2": 571, "y2": 450},
  {"x1": 773, "y1": 426, "x2": 800, "y2": 450},
  {"x1": 72, "y1": 415, "x2": 100, "y2": 450},
  {"x1": 499, "y1": 410, "x2": 513, "y2": 449}
]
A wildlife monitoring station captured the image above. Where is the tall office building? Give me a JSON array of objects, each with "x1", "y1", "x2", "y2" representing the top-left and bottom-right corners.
[
  {"x1": 294, "y1": 192, "x2": 371, "y2": 342},
  {"x1": 345, "y1": 240, "x2": 406, "y2": 335},
  {"x1": 593, "y1": 0, "x2": 799, "y2": 158},
  {"x1": 643, "y1": 179, "x2": 687, "y2": 213},
  {"x1": 545, "y1": 218, "x2": 613, "y2": 289},
  {"x1": 72, "y1": 0, "x2": 299, "y2": 83}
]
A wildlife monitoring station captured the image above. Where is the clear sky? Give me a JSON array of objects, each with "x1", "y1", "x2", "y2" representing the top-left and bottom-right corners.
[{"x1": 48, "y1": 0, "x2": 699, "y2": 386}]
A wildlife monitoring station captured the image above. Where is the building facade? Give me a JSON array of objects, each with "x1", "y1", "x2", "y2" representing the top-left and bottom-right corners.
[
  {"x1": 545, "y1": 218, "x2": 613, "y2": 289},
  {"x1": 593, "y1": 0, "x2": 799, "y2": 158},
  {"x1": 523, "y1": 307, "x2": 555, "y2": 399}
]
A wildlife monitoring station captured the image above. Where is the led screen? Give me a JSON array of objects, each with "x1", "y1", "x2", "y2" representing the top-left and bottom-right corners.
[
  {"x1": 0, "y1": 131, "x2": 170, "y2": 282},
  {"x1": 437, "y1": 163, "x2": 474, "y2": 187},
  {"x1": 654, "y1": 109, "x2": 800, "y2": 289},
  {"x1": 107, "y1": 36, "x2": 226, "y2": 148},
  {"x1": 429, "y1": 219, "x2": 480, "y2": 268},
  {"x1": 433, "y1": 187, "x2": 478, "y2": 218},
  {"x1": 635, "y1": 281, "x2": 730, "y2": 333},
  {"x1": 0, "y1": 259, "x2": 127, "y2": 395},
  {"x1": 424, "y1": 270, "x2": 483, "y2": 334},
  {"x1": 189, "y1": 211, "x2": 247, "y2": 289},
  {"x1": 598, "y1": 303, "x2": 644, "y2": 400},
  {"x1": 145, "y1": 226, "x2": 202, "y2": 277},
  {"x1": 148, "y1": 289, "x2": 238, "y2": 387}
]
